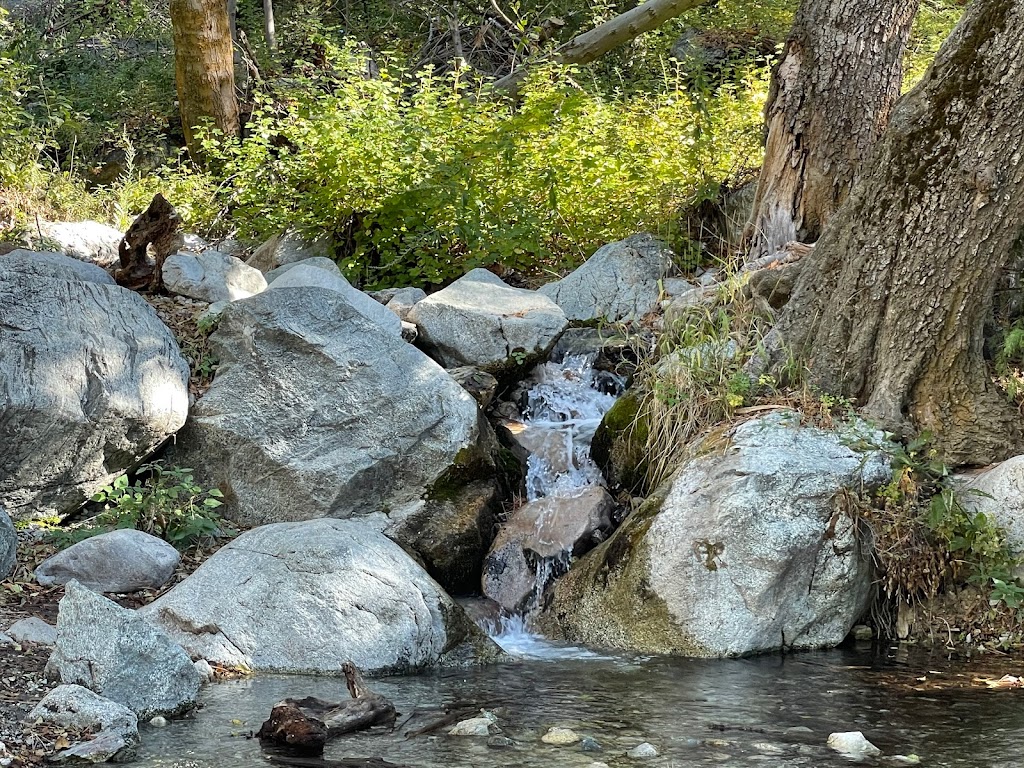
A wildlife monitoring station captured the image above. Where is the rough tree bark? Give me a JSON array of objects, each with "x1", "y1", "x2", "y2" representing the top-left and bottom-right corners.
[
  {"x1": 491, "y1": 0, "x2": 707, "y2": 93},
  {"x1": 169, "y1": 0, "x2": 240, "y2": 159},
  {"x1": 743, "y1": 0, "x2": 920, "y2": 260},
  {"x1": 773, "y1": 0, "x2": 1024, "y2": 466}
]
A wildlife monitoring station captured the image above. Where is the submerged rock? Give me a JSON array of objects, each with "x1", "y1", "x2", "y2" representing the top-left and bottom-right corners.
[
  {"x1": 47, "y1": 581, "x2": 200, "y2": 719},
  {"x1": 826, "y1": 731, "x2": 881, "y2": 757},
  {"x1": 409, "y1": 269, "x2": 568, "y2": 374},
  {"x1": 538, "y1": 234, "x2": 674, "y2": 322},
  {"x1": 171, "y1": 286, "x2": 480, "y2": 527},
  {"x1": 0, "y1": 255, "x2": 189, "y2": 519},
  {"x1": 540, "y1": 411, "x2": 892, "y2": 656},
  {"x1": 34, "y1": 529, "x2": 180, "y2": 593},
  {"x1": 138, "y1": 519, "x2": 503, "y2": 675},
  {"x1": 542, "y1": 727, "x2": 581, "y2": 745},
  {"x1": 626, "y1": 742, "x2": 659, "y2": 758}
]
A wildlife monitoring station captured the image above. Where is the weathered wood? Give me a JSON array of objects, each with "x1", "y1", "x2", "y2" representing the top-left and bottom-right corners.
[
  {"x1": 773, "y1": 0, "x2": 1024, "y2": 465},
  {"x1": 258, "y1": 664, "x2": 397, "y2": 757},
  {"x1": 743, "y1": 0, "x2": 919, "y2": 260},
  {"x1": 491, "y1": 0, "x2": 708, "y2": 93},
  {"x1": 115, "y1": 193, "x2": 184, "y2": 292}
]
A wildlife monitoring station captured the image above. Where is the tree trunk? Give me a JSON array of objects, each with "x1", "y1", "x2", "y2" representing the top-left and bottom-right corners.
[
  {"x1": 170, "y1": 0, "x2": 240, "y2": 159},
  {"x1": 743, "y1": 0, "x2": 919, "y2": 260},
  {"x1": 491, "y1": 0, "x2": 707, "y2": 94},
  {"x1": 264, "y1": 0, "x2": 277, "y2": 51},
  {"x1": 773, "y1": 0, "x2": 1024, "y2": 466}
]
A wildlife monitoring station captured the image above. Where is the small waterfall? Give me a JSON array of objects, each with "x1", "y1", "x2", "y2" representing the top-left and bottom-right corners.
[{"x1": 482, "y1": 352, "x2": 623, "y2": 658}]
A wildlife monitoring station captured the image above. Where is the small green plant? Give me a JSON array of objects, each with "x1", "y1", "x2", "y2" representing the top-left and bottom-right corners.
[{"x1": 86, "y1": 462, "x2": 231, "y2": 549}]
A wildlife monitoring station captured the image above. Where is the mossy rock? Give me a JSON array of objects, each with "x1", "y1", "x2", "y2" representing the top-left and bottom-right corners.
[{"x1": 591, "y1": 392, "x2": 649, "y2": 493}]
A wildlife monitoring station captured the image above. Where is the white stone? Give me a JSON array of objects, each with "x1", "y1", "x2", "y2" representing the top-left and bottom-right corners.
[
  {"x1": 827, "y1": 731, "x2": 881, "y2": 757},
  {"x1": 36, "y1": 220, "x2": 122, "y2": 267},
  {"x1": 409, "y1": 269, "x2": 567, "y2": 372},
  {"x1": 7, "y1": 617, "x2": 56, "y2": 645},
  {"x1": 542, "y1": 727, "x2": 581, "y2": 745},
  {"x1": 626, "y1": 742, "x2": 659, "y2": 758},
  {"x1": 163, "y1": 250, "x2": 267, "y2": 303}
]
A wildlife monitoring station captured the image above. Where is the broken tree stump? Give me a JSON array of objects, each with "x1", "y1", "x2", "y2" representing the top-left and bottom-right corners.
[
  {"x1": 257, "y1": 663, "x2": 397, "y2": 756},
  {"x1": 115, "y1": 193, "x2": 184, "y2": 291}
]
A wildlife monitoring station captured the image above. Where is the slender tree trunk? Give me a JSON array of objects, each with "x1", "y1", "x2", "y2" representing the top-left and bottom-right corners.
[
  {"x1": 264, "y1": 0, "x2": 277, "y2": 51},
  {"x1": 169, "y1": 0, "x2": 240, "y2": 159},
  {"x1": 743, "y1": 0, "x2": 919, "y2": 260},
  {"x1": 774, "y1": 0, "x2": 1024, "y2": 466},
  {"x1": 491, "y1": 0, "x2": 707, "y2": 93}
]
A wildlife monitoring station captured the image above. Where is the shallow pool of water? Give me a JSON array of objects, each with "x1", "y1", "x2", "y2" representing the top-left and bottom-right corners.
[{"x1": 136, "y1": 644, "x2": 1023, "y2": 768}]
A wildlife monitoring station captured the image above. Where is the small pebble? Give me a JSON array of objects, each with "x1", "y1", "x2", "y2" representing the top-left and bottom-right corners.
[
  {"x1": 579, "y1": 736, "x2": 602, "y2": 752},
  {"x1": 752, "y1": 742, "x2": 786, "y2": 754},
  {"x1": 542, "y1": 727, "x2": 581, "y2": 745},
  {"x1": 448, "y1": 717, "x2": 493, "y2": 736},
  {"x1": 626, "y1": 742, "x2": 659, "y2": 758},
  {"x1": 149, "y1": 716, "x2": 168, "y2": 727}
]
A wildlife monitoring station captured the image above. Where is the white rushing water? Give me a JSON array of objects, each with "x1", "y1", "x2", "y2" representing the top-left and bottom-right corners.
[{"x1": 485, "y1": 352, "x2": 623, "y2": 659}]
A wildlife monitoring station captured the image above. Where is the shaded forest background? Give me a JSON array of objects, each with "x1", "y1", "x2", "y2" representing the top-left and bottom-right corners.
[{"x1": 0, "y1": 0, "x2": 963, "y2": 288}]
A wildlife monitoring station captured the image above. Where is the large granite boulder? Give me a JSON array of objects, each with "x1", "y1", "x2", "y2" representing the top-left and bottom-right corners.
[
  {"x1": 171, "y1": 286, "x2": 480, "y2": 527},
  {"x1": 35, "y1": 529, "x2": 180, "y2": 593},
  {"x1": 162, "y1": 250, "x2": 267, "y2": 303},
  {"x1": 0, "y1": 254, "x2": 190, "y2": 519},
  {"x1": 0, "y1": 505, "x2": 14, "y2": 579},
  {"x1": 138, "y1": 519, "x2": 503, "y2": 675},
  {"x1": 264, "y1": 256, "x2": 341, "y2": 284},
  {"x1": 0, "y1": 249, "x2": 115, "y2": 284},
  {"x1": 538, "y1": 234, "x2": 674, "y2": 322},
  {"x1": 540, "y1": 412, "x2": 892, "y2": 656},
  {"x1": 47, "y1": 581, "x2": 200, "y2": 719},
  {"x1": 266, "y1": 264, "x2": 401, "y2": 336},
  {"x1": 36, "y1": 220, "x2": 123, "y2": 268},
  {"x1": 29, "y1": 684, "x2": 140, "y2": 763},
  {"x1": 408, "y1": 269, "x2": 568, "y2": 374}
]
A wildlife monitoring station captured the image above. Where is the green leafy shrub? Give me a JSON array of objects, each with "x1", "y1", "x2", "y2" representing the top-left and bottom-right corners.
[
  {"x1": 198, "y1": 42, "x2": 767, "y2": 288},
  {"x1": 83, "y1": 461, "x2": 231, "y2": 549}
]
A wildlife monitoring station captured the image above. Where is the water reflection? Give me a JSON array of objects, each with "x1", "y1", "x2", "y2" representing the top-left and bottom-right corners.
[{"x1": 137, "y1": 647, "x2": 1024, "y2": 767}]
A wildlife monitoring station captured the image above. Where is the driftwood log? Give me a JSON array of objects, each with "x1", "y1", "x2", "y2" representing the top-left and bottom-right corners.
[
  {"x1": 115, "y1": 193, "x2": 184, "y2": 291},
  {"x1": 257, "y1": 663, "x2": 397, "y2": 756}
]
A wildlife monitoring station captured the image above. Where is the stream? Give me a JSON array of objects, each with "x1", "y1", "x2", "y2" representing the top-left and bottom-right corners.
[
  {"x1": 136, "y1": 646, "x2": 1021, "y2": 767},
  {"x1": 137, "y1": 351, "x2": 1022, "y2": 767}
]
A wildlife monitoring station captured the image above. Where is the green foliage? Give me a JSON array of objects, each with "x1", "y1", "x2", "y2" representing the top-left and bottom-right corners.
[
  {"x1": 903, "y1": 0, "x2": 965, "y2": 90},
  {"x1": 198, "y1": 42, "x2": 767, "y2": 288},
  {"x1": 861, "y1": 433, "x2": 1021, "y2": 613},
  {"x1": 57, "y1": 462, "x2": 233, "y2": 550},
  {"x1": 633, "y1": 273, "x2": 773, "y2": 490}
]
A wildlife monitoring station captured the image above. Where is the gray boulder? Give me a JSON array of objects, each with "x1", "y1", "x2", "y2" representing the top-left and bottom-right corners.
[
  {"x1": 162, "y1": 250, "x2": 267, "y2": 303},
  {"x1": 0, "y1": 249, "x2": 115, "y2": 284},
  {"x1": 540, "y1": 412, "x2": 892, "y2": 656},
  {"x1": 0, "y1": 257, "x2": 190, "y2": 519},
  {"x1": 264, "y1": 256, "x2": 341, "y2": 284},
  {"x1": 35, "y1": 529, "x2": 180, "y2": 592},
  {"x1": 138, "y1": 519, "x2": 502, "y2": 675},
  {"x1": 247, "y1": 231, "x2": 331, "y2": 272},
  {"x1": 0, "y1": 505, "x2": 14, "y2": 578},
  {"x1": 36, "y1": 220, "x2": 123, "y2": 268},
  {"x1": 483, "y1": 488, "x2": 614, "y2": 612},
  {"x1": 171, "y1": 286, "x2": 480, "y2": 527},
  {"x1": 956, "y1": 455, "x2": 1024, "y2": 559},
  {"x1": 47, "y1": 581, "x2": 200, "y2": 719},
  {"x1": 28, "y1": 684, "x2": 139, "y2": 762},
  {"x1": 538, "y1": 234, "x2": 674, "y2": 322},
  {"x1": 267, "y1": 264, "x2": 401, "y2": 336},
  {"x1": 7, "y1": 617, "x2": 57, "y2": 645},
  {"x1": 409, "y1": 269, "x2": 568, "y2": 373},
  {"x1": 378, "y1": 287, "x2": 427, "y2": 321}
]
